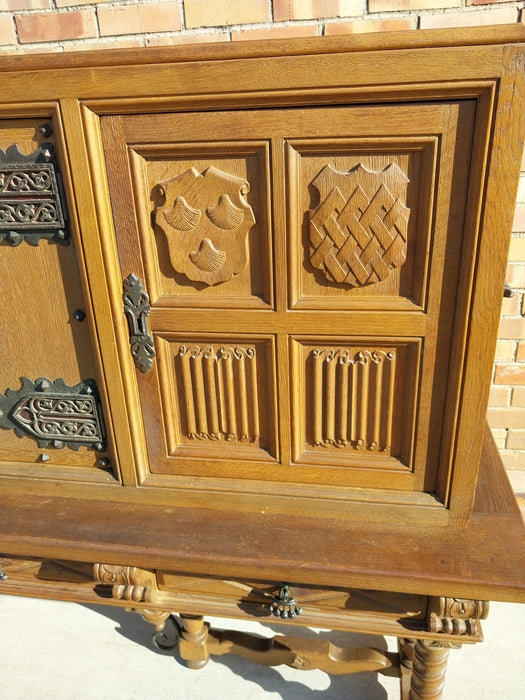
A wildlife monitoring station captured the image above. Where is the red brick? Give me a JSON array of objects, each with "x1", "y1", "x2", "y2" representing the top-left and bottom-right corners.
[
  {"x1": 509, "y1": 235, "x2": 525, "y2": 259},
  {"x1": 507, "y1": 430, "x2": 525, "y2": 450},
  {"x1": 494, "y1": 364, "x2": 525, "y2": 385},
  {"x1": 490, "y1": 427, "x2": 507, "y2": 449},
  {"x1": 145, "y1": 32, "x2": 230, "y2": 47},
  {"x1": 184, "y1": 0, "x2": 270, "y2": 28},
  {"x1": 98, "y1": 3, "x2": 182, "y2": 36},
  {"x1": 487, "y1": 407, "x2": 525, "y2": 428},
  {"x1": 420, "y1": 7, "x2": 518, "y2": 29},
  {"x1": 506, "y1": 469, "x2": 525, "y2": 496},
  {"x1": 518, "y1": 176, "x2": 525, "y2": 204},
  {"x1": 325, "y1": 18, "x2": 416, "y2": 35},
  {"x1": 4, "y1": 0, "x2": 51, "y2": 9},
  {"x1": 501, "y1": 293, "x2": 522, "y2": 316},
  {"x1": 495, "y1": 340, "x2": 517, "y2": 361},
  {"x1": 16, "y1": 9, "x2": 97, "y2": 43},
  {"x1": 512, "y1": 387, "x2": 525, "y2": 407},
  {"x1": 501, "y1": 451, "x2": 525, "y2": 471},
  {"x1": 0, "y1": 16, "x2": 16, "y2": 46},
  {"x1": 514, "y1": 207, "x2": 525, "y2": 233},
  {"x1": 489, "y1": 386, "x2": 511, "y2": 407},
  {"x1": 274, "y1": 0, "x2": 361, "y2": 21},
  {"x1": 56, "y1": 0, "x2": 111, "y2": 6},
  {"x1": 498, "y1": 317, "x2": 525, "y2": 340},
  {"x1": 232, "y1": 24, "x2": 318, "y2": 41},
  {"x1": 370, "y1": 0, "x2": 459, "y2": 10},
  {"x1": 64, "y1": 37, "x2": 143, "y2": 52},
  {"x1": 506, "y1": 264, "x2": 525, "y2": 289}
]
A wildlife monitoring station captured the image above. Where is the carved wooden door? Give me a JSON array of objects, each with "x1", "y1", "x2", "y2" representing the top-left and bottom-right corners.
[
  {"x1": 0, "y1": 118, "x2": 107, "y2": 471},
  {"x1": 101, "y1": 100, "x2": 476, "y2": 507}
]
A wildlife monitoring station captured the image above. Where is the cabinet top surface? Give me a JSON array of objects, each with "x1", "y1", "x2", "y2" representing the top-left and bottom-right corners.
[{"x1": 1, "y1": 24, "x2": 524, "y2": 72}]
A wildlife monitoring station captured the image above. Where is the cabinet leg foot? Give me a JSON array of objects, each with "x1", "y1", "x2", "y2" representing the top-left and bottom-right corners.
[{"x1": 178, "y1": 614, "x2": 210, "y2": 669}]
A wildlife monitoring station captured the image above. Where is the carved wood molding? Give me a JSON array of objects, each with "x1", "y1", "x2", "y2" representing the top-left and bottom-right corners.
[
  {"x1": 94, "y1": 563, "x2": 158, "y2": 603},
  {"x1": 427, "y1": 597, "x2": 489, "y2": 636}
]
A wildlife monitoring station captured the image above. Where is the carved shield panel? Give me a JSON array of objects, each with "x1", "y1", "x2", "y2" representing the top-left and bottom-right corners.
[
  {"x1": 154, "y1": 166, "x2": 256, "y2": 286},
  {"x1": 309, "y1": 163, "x2": 410, "y2": 287}
]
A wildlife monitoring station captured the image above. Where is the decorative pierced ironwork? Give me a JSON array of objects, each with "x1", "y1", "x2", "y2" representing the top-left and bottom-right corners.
[
  {"x1": 267, "y1": 584, "x2": 303, "y2": 620},
  {"x1": 123, "y1": 273, "x2": 156, "y2": 373},
  {"x1": 0, "y1": 138, "x2": 69, "y2": 246},
  {"x1": 0, "y1": 377, "x2": 106, "y2": 451}
]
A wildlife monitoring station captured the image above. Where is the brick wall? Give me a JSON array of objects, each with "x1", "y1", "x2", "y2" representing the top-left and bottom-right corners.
[{"x1": 1, "y1": 1, "x2": 524, "y2": 499}]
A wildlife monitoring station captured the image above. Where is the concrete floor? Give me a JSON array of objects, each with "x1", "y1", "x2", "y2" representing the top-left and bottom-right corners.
[{"x1": 1, "y1": 594, "x2": 524, "y2": 699}]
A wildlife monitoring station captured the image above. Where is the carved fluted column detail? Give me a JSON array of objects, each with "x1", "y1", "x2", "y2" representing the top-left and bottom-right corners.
[{"x1": 409, "y1": 640, "x2": 449, "y2": 700}]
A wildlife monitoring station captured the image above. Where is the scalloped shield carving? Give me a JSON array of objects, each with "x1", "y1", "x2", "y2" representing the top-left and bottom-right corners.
[
  {"x1": 154, "y1": 166, "x2": 256, "y2": 286},
  {"x1": 309, "y1": 163, "x2": 410, "y2": 287}
]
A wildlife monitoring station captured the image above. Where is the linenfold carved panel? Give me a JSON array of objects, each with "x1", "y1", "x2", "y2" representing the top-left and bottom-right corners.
[
  {"x1": 292, "y1": 339, "x2": 418, "y2": 471},
  {"x1": 153, "y1": 166, "x2": 255, "y2": 286},
  {"x1": 309, "y1": 163, "x2": 410, "y2": 287},
  {"x1": 177, "y1": 344, "x2": 260, "y2": 443},
  {"x1": 155, "y1": 335, "x2": 277, "y2": 461},
  {"x1": 309, "y1": 348, "x2": 396, "y2": 452}
]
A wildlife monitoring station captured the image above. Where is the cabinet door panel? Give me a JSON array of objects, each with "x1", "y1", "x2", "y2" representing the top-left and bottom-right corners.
[
  {"x1": 101, "y1": 101, "x2": 476, "y2": 497},
  {"x1": 0, "y1": 118, "x2": 111, "y2": 473}
]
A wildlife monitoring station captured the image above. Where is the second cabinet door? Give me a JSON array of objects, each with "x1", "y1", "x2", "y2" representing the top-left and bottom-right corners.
[{"x1": 101, "y1": 101, "x2": 476, "y2": 498}]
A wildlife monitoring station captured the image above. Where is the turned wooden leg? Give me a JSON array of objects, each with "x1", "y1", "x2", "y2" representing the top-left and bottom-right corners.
[
  {"x1": 408, "y1": 639, "x2": 449, "y2": 700},
  {"x1": 178, "y1": 614, "x2": 210, "y2": 669},
  {"x1": 399, "y1": 638, "x2": 416, "y2": 700}
]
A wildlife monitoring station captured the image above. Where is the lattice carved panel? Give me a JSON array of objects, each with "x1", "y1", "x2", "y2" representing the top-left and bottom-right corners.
[{"x1": 309, "y1": 163, "x2": 410, "y2": 287}]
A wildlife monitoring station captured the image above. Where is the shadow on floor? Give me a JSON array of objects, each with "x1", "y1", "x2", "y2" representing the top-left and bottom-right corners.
[{"x1": 83, "y1": 603, "x2": 394, "y2": 700}]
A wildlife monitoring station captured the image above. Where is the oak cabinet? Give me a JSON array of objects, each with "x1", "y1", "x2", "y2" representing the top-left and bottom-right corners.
[{"x1": 1, "y1": 25, "x2": 525, "y2": 698}]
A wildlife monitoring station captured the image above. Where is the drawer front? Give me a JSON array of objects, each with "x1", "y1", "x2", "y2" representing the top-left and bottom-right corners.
[{"x1": 157, "y1": 570, "x2": 427, "y2": 632}]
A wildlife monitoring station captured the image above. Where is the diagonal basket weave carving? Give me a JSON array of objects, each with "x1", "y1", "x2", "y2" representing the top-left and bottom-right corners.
[{"x1": 309, "y1": 163, "x2": 410, "y2": 287}]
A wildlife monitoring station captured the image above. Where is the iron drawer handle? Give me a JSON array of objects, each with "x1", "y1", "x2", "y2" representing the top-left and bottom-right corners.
[{"x1": 267, "y1": 583, "x2": 302, "y2": 619}]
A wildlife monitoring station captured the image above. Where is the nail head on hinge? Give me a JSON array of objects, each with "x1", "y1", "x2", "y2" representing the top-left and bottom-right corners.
[{"x1": 39, "y1": 123, "x2": 53, "y2": 138}]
